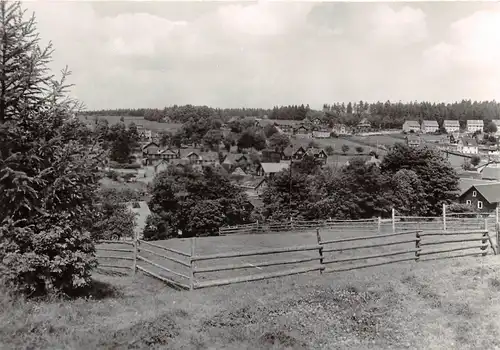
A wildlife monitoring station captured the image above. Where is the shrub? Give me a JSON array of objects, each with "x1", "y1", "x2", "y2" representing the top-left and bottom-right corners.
[
  {"x1": 142, "y1": 213, "x2": 176, "y2": 241},
  {"x1": 0, "y1": 217, "x2": 97, "y2": 296}
]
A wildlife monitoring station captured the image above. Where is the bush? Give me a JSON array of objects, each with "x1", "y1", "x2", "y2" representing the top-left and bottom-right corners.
[
  {"x1": 142, "y1": 213, "x2": 176, "y2": 241},
  {"x1": 105, "y1": 170, "x2": 120, "y2": 181},
  {"x1": 0, "y1": 217, "x2": 97, "y2": 296}
]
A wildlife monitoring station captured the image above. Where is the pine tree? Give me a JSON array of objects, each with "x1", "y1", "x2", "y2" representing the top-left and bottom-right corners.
[{"x1": 0, "y1": 1, "x2": 102, "y2": 296}]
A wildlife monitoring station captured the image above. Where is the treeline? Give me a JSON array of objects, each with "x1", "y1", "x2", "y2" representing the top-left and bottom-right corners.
[
  {"x1": 83, "y1": 100, "x2": 500, "y2": 129},
  {"x1": 323, "y1": 100, "x2": 500, "y2": 129}
]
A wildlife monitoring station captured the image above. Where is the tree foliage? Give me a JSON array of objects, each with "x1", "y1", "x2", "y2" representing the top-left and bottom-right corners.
[
  {"x1": 0, "y1": 1, "x2": 101, "y2": 296},
  {"x1": 146, "y1": 165, "x2": 252, "y2": 237}
]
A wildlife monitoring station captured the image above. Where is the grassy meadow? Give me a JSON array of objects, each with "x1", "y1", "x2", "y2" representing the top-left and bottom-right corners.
[{"x1": 2, "y1": 249, "x2": 500, "y2": 349}]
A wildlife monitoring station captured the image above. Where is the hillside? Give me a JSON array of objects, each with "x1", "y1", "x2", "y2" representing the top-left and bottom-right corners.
[{"x1": 2, "y1": 255, "x2": 500, "y2": 349}]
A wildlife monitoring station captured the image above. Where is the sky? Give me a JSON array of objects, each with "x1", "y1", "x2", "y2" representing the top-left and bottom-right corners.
[{"x1": 23, "y1": 1, "x2": 500, "y2": 110}]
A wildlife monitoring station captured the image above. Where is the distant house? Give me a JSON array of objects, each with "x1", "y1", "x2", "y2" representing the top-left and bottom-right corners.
[
  {"x1": 467, "y1": 120, "x2": 484, "y2": 133},
  {"x1": 256, "y1": 162, "x2": 289, "y2": 178},
  {"x1": 459, "y1": 183, "x2": 500, "y2": 213},
  {"x1": 406, "y1": 135, "x2": 421, "y2": 148},
  {"x1": 159, "y1": 148, "x2": 179, "y2": 161},
  {"x1": 200, "y1": 152, "x2": 220, "y2": 166},
  {"x1": 305, "y1": 147, "x2": 328, "y2": 164},
  {"x1": 421, "y1": 120, "x2": 439, "y2": 134},
  {"x1": 292, "y1": 146, "x2": 307, "y2": 160},
  {"x1": 457, "y1": 137, "x2": 478, "y2": 154},
  {"x1": 332, "y1": 123, "x2": 348, "y2": 136},
  {"x1": 231, "y1": 167, "x2": 247, "y2": 176},
  {"x1": 443, "y1": 120, "x2": 460, "y2": 133},
  {"x1": 142, "y1": 141, "x2": 160, "y2": 157},
  {"x1": 357, "y1": 118, "x2": 371, "y2": 132},
  {"x1": 222, "y1": 153, "x2": 248, "y2": 166},
  {"x1": 402, "y1": 120, "x2": 421, "y2": 133},
  {"x1": 238, "y1": 177, "x2": 268, "y2": 197},
  {"x1": 312, "y1": 129, "x2": 331, "y2": 139},
  {"x1": 186, "y1": 151, "x2": 201, "y2": 164},
  {"x1": 293, "y1": 125, "x2": 312, "y2": 138}
]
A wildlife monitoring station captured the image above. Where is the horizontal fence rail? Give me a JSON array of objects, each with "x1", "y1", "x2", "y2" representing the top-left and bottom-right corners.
[{"x1": 94, "y1": 212, "x2": 498, "y2": 291}]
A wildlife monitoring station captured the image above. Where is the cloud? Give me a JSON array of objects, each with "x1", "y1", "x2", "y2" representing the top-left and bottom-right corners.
[
  {"x1": 19, "y1": 2, "x2": 500, "y2": 109},
  {"x1": 368, "y1": 5, "x2": 428, "y2": 46},
  {"x1": 422, "y1": 8, "x2": 500, "y2": 100}
]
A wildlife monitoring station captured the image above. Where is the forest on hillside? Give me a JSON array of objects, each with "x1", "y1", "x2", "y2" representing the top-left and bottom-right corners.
[{"x1": 81, "y1": 100, "x2": 500, "y2": 129}]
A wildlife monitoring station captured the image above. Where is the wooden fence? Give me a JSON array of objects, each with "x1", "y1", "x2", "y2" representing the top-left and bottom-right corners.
[
  {"x1": 95, "y1": 239, "x2": 136, "y2": 273},
  {"x1": 95, "y1": 220, "x2": 497, "y2": 290}
]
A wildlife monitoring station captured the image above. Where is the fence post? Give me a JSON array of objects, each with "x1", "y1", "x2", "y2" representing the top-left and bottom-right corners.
[
  {"x1": 132, "y1": 230, "x2": 138, "y2": 275},
  {"x1": 496, "y1": 206, "x2": 499, "y2": 226},
  {"x1": 316, "y1": 228, "x2": 323, "y2": 274},
  {"x1": 391, "y1": 208, "x2": 395, "y2": 233},
  {"x1": 377, "y1": 217, "x2": 381, "y2": 234},
  {"x1": 415, "y1": 231, "x2": 421, "y2": 262},
  {"x1": 190, "y1": 237, "x2": 196, "y2": 291},
  {"x1": 442, "y1": 203, "x2": 447, "y2": 231}
]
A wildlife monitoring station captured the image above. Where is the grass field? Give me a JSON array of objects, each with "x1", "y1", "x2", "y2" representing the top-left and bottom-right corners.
[
  {"x1": 79, "y1": 115, "x2": 183, "y2": 132},
  {"x1": 3, "y1": 242, "x2": 500, "y2": 349}
]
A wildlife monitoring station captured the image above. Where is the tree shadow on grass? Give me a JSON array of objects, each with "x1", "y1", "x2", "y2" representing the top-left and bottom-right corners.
[{"x1": 67, "y1": 279, "x2": 124, "y2": 300}]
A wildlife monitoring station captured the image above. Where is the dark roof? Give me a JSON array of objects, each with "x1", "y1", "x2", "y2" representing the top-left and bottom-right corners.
[{"x1": 468, "y1": 183, "x2": 500, "y2": 203}]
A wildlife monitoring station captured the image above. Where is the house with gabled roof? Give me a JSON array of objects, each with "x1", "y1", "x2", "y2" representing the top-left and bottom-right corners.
[
  {"x1": 256, "y1": 162, "x2": 289, "y2": 178},
  {"x1": 457, "y1": 137, "x2": 478, "y2": 154},
  {"x1": 467, "y1": 120, "x2": 484, "y2": 133},
  {"x1": 443, "y1": 120, "x2": 460, "y2": 133},
  {"x1": 402, "y1": 120, "x2": 421, "y2": 133},
  {"x1": 159, "y1": 148, "x2": 180, "y2": 161},
  {"x1": 406, "y1": 134, "x2": 421, "y2": 148},
  {"x1": 142, "y1": 141, "x2": 160, "y2": 157},
  {"x1": 231, "y1": 167, "x2": 247, "y2": 176},
  {"x1": 305, "y1": 147, "x2": 328, "y2": 164},
  {"x1": 357, "y1": 118, "x2": 371, "y2": 131},
  {"x1": 293, "y1": 125, "x2": 312, "y2": 139},
  {"x1": 421, "y1": 120, "x2": 439, "y2": 134},
  {"x1": 459, "y1": 182, "x2": 500, "y2": 213}
]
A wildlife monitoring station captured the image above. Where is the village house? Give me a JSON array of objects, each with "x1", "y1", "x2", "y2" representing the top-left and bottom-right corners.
[
  {"x1": 312, "y1": 117, "x2": 324, "y2": 126},
  {"x1": 457, "y1": 137, "x2": 478, "y2": 154},
  {"x1": 402, "y1": 120, "x2": 421, "y2": 133},
  {"x1": 142, "y1": 141, "x2": 160, "y2": 158},
  {"x1": 222, "y1": 153, "x2": 248, "y2": 168},
  {"x1": 305, "y1": 147, "x2": 328, "y2": 165},
  {"x1": 443, "y1": 120, "x2": 460, "y2": 133},
  {"x1": 293, "y1": 125, "x2": 312, "y2": 138},
  {"x1": 467, "y1": 120, "x2": 484, "y2": 133},
  {"x1": 332, "y1": 123, "x2": 349, "y2": 136},
  {"x1": 420, "y1": 120, "x2": 439, "y2": 134},
  {"x1": 459, "y1": 183, "x2": 500, "y2": 213},
  {"x1": 238, "y1": 177, "x2": 268, "y2": 197},
  {"x1": 256, "y1": 162, "x2": 289, "y2": 178},
  {"x1": 406, "y1": 134, "x2": 421, "y2": 148},
  {"x1": 231, "y1": 167, "x2": 247, "y2": 176},
  {"x1": 357, "y1": 118, "x2": 371, "y2": 132},
  {"x1": 158, "y1": 148, "x2": 180, "y2": 161}
]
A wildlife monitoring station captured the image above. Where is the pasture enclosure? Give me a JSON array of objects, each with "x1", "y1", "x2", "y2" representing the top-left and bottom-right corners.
[{"x1": 95, "y1": 216, "x2": 497, "y2": 290}]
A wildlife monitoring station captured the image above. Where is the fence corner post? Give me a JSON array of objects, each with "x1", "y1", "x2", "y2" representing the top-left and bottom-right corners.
[
  {"x1": 132, "y1": 230, "x2": 138, "y2": 276},
  {"x1": 316, "y1": 227, "x2": 323, "y2": 274},
  {"x1": 443, "y1": 203, "x2": 447, "y2": 231},
  {"x1": 391, "y1": 208, "x2": 395, "y2": 233},
  {"x1": 377, "y1": 217, "x2": 382, "y2": 234},
  {"x1": 415, "y1": 231, "x2": 421, "y2": 262},
  {"x1": 189, "y1": 236, "x2": 196, "y2": 291}
]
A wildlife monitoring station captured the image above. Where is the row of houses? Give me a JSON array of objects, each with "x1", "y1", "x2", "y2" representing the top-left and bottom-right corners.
[
  {"x1": 141, "y1": 141, "x2": 331, "y2": 178},
  {"x1": 403, "y1": 119, "x2": 499, "y2": 135}
]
